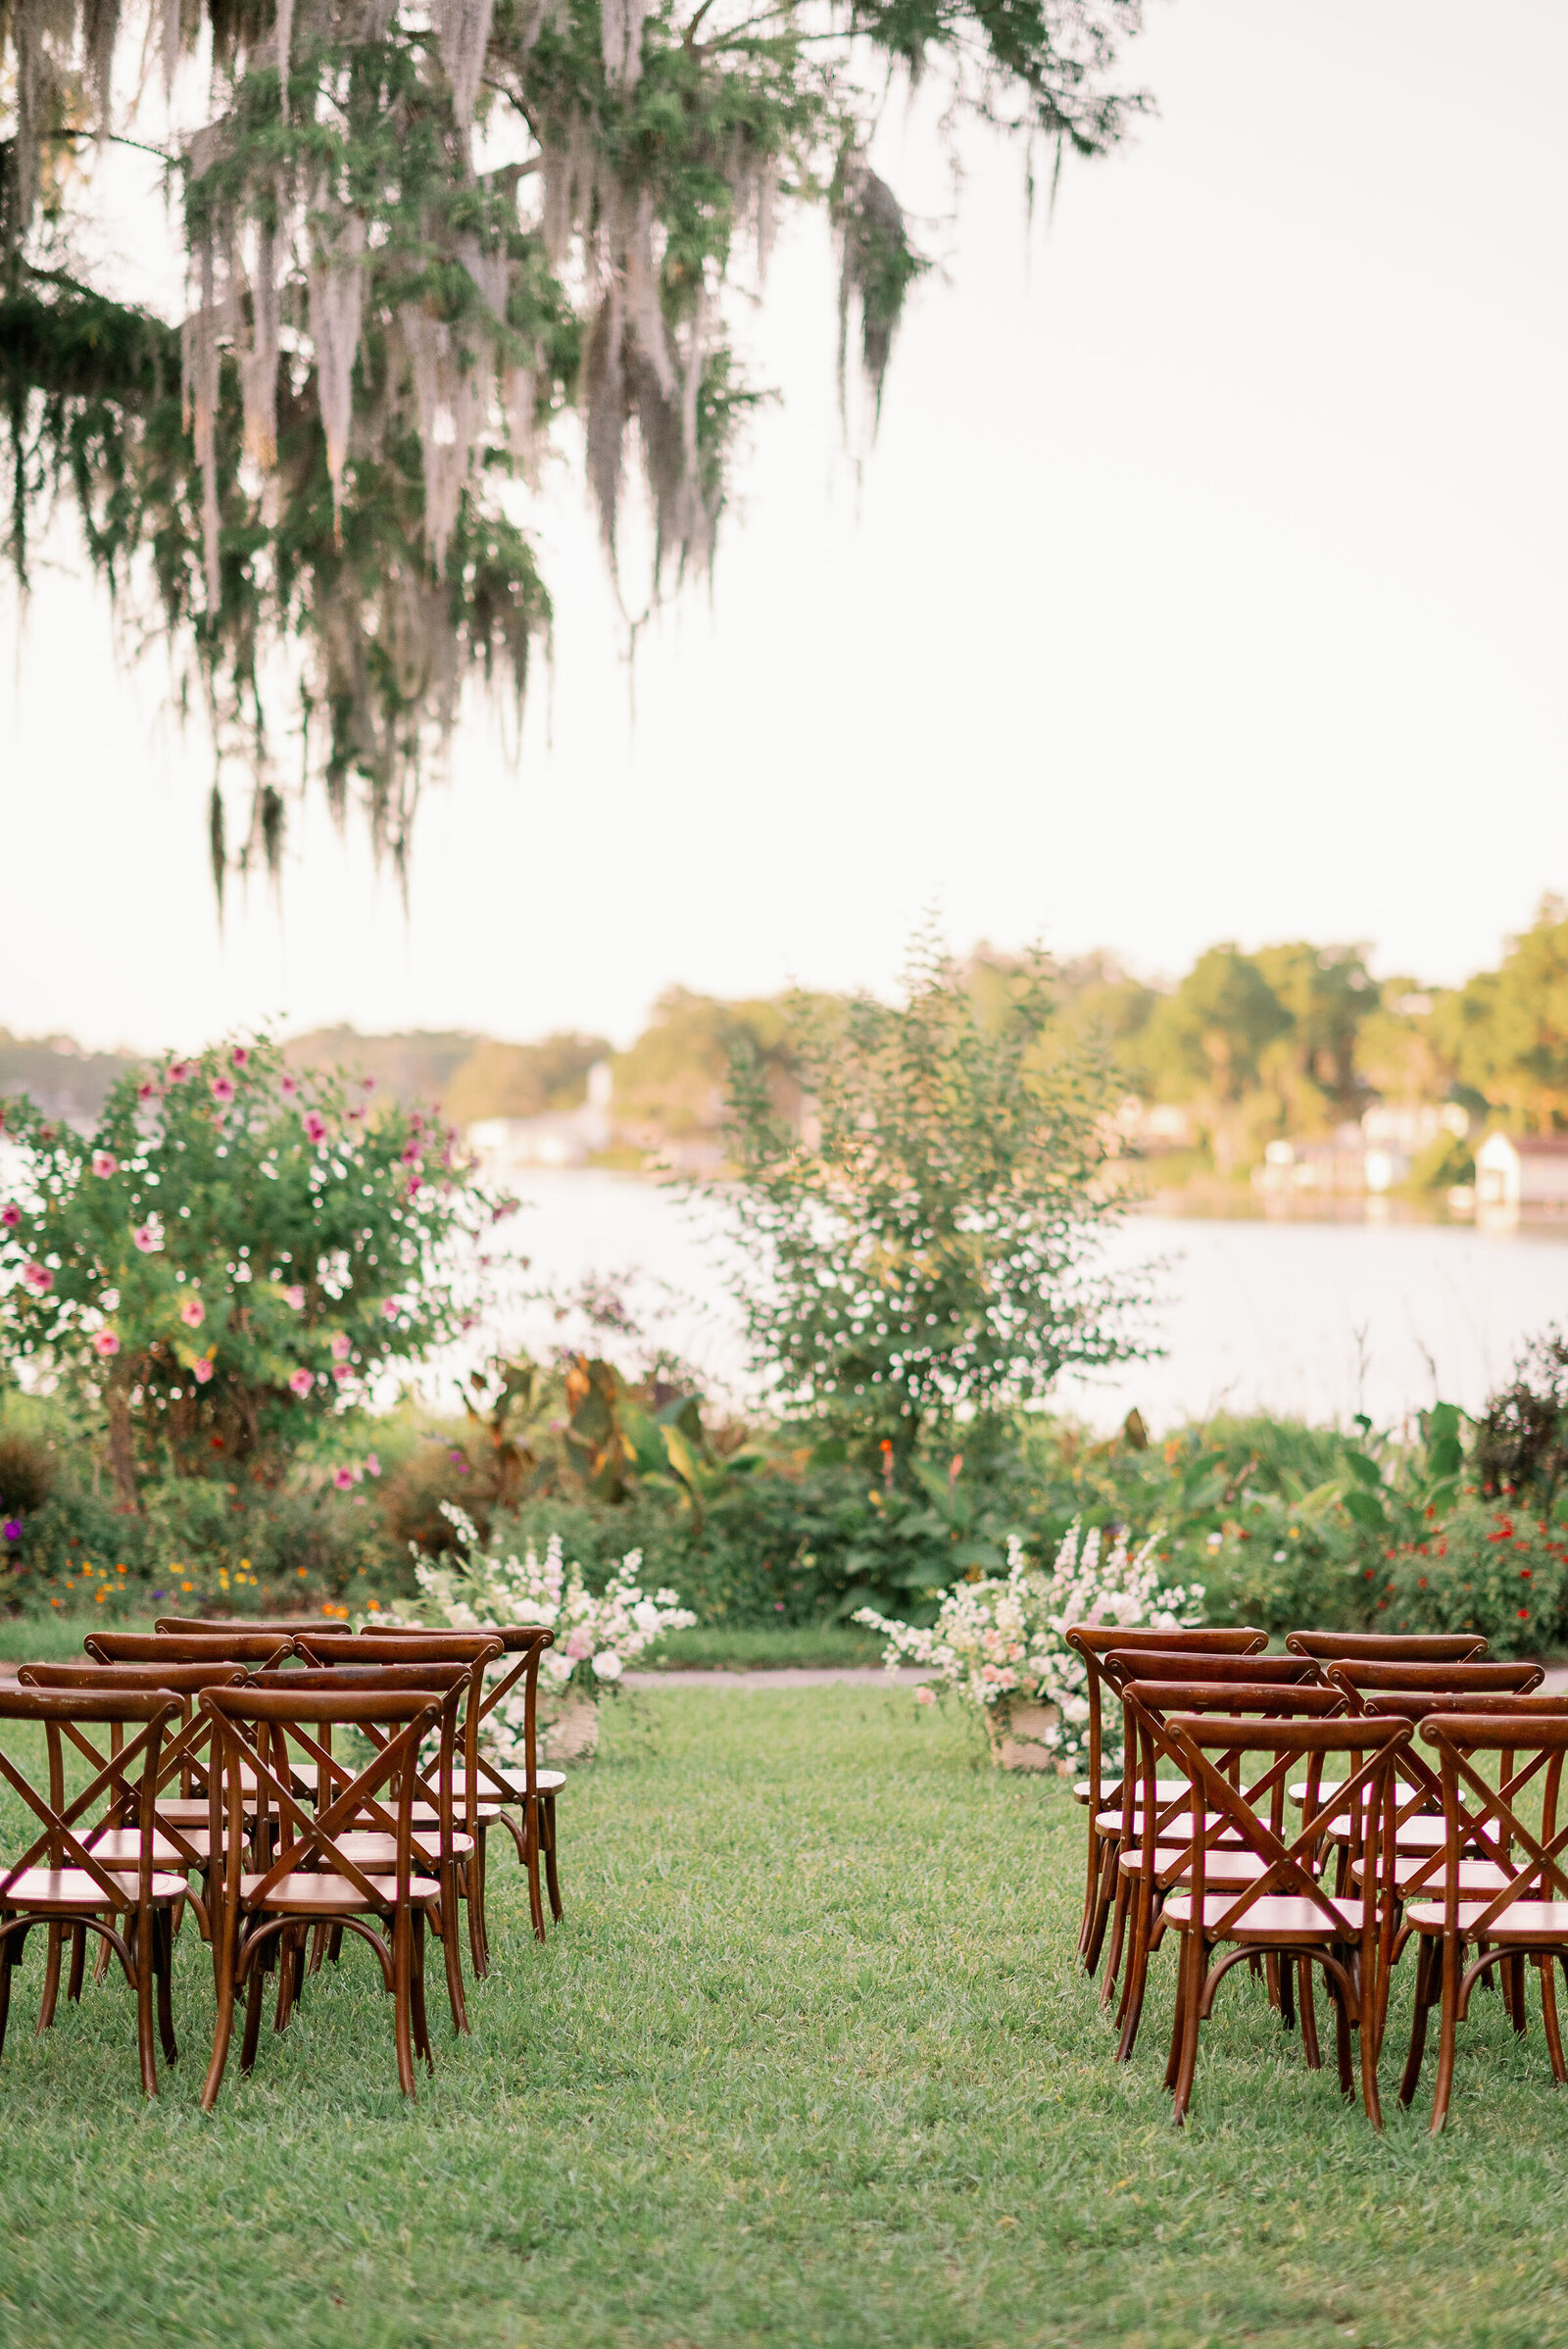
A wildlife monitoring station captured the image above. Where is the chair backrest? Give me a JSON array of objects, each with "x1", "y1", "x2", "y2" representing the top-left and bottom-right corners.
[
  {"x1": 251, "y1": 1661, "x2": 489, "y2": 1827},
  {"x1": 87, "y1": 1631, "x2": 297, "y2": 1668},
  {"x1": 298, "y1": 1628, "x2": 553, "y2": 1804},
  {"x1": 155, "y1": 1616, "x2": 349, "y2": 1637},
  {"x1": 1285, "y1": 1629, "x2": 1488, "y2": 1663},
  {"x1": 1103, "y1": 1650, "x2": 1318, "y2": 1691},
  {"x1": 1419, "y1": 1711, "x2": 1568, "y2": 1931},
  {"x1": 200, "y1": 1684, "x2": 463, "y2": 1905},
  {"x1": 21, "y1": 1661, "x2": 251, "y2": 1696},
  {"x1": 1326, "y1": 1659, "x2": 1544, "y2": 1700},
  {"x1": 1160, "y1": 1709, "x2": 1412, "y2": 1938},
  {"x1": 1119, "y1": 1677, "x2": 1349, "y2": 1852},
  {"x1": 0, "y1": 1688, "x2": 180, "y2": 1907},
  {"x1": 1064, "y1": 1625, "x2": 1268, "y2": 1807}
]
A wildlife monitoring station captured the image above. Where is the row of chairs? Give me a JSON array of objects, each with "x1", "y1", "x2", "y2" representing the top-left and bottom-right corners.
[
  {"x1": 1064, "y1": 1624, "x2": 1568, "y2": 2131},
  {"x1": 0, "y1": 1617, "x2": 562, "y2": 2103}
]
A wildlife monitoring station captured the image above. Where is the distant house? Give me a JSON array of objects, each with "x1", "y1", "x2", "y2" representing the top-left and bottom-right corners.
[
  {"x1": 1476, "y1": 1132, "x2": 1568, "y2": 1211},
  {"x1": 467, "y1": 1062, "x2": 613, "y2": 1174}
]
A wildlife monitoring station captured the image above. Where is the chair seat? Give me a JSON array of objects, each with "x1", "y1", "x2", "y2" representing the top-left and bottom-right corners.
[
  {"x1": 1291, "y1": 1778, "x2": 1422, "y2": 1807},
  {"x1": 450, "y1": 1767, "x2": 565, "y2": 1800},
  {"x1": 1161, "y1": 1890, "x2": 1367, "y2": 1941},
  {"x1": 0, "y1": 1867, "x2": 188, "y2": 1912},
  {"x1": 1350, "y1": 1854, "x2": 1514, "y2": 1894},
  {"x1": 237, "y1": 1871, "x2": 442, "y2": 1914},
  {"x1": 1096, "y1": 1809, "x2": 1243, "y2": 1843},
  {"x1": 88, "y1": 1828, "x2": 235, "y2": 1867},
  {"x1": 409, "y1": 1802, "x2": 506, "y2": 1827},
  {"x1": 1119, "y1": 1848, "x2": 1270, "y2": 1886},
  {"x1": 1404, "y1": 1899, "x2": 1568, "y2": 1939},
  {"x1": 331, "y1": 1832, "x2": 473, "y2": 1866},
  {"x1": 1326, "y1": 1813, "x2": 1451, "y2": 1853}
]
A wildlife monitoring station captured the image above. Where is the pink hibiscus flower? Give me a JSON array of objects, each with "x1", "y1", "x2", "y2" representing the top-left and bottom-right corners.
[
  {"x1": 407, "y1": 1175, "x2": 421, "y2": 1198},
  {"x1": 21, "y1": 1262, "x2": 53, "y2": 1296},
  {"x1": 401, "y1": 1141, "x2": 420, "y2": 1165},
  {"x1": 333, "y1": 1466, "x2": 355, "y2": 1491},
  {"x1": 304, "y1": 1112, "x2": 327, "y2": 1144},
  {"x1": 283, "y1": 1285, "x2": 306, "y2": 1310},
  {"x1": 211, "y1": 1076, "x2": 235, "y2": 1105},
  {"x1": 382, "y1": 1298, "x2": 401, "y2": 1320},
  {"x1": 280, "y1": 1072, "x2": 299, "y2": 1097},
  {"x1": 365, "y1": 1452, "x2": 381, "y2": 1477},
  {"x1": 168, "y1": 1059, "x2": 193, "y2": 1086},
  {"x1": 331, "y1": 1363, "x2": 352, "y2": 1384},
  {"x1": 132, "y1": 1223, "x2": 163, "y2": 1254},
  {"x1": 362, "y1": 1075, "x2": 376, "y2": 1092},
  {"x1": 230, "y1": 1047, "x2": 250, "y2": 1069},
  {"x1": 191, "y1": 1357, "x2": 215, "y2": 1385},
  {"x1": 329, "y1": 1331, "x2": 352, "y2": 1360},
  {"x1": 179, "y1": 1296, "x2": 206, "y2": 1328},
  {"x1": 93, "y1": 1329, "x2": 120, "y2": 1358},
  {"x1": 288, "y1": 1367, "x2": 315, "y2": 1397},
  {"x1": 1, "y1": 1204, "x2": 20, "y2": 1230},
  {"x1": 91, "y1": 1150, "x2": 117, "y2": 1178}
]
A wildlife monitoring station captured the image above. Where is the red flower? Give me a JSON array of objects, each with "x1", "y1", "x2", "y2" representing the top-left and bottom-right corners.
[
  {"x1": 1519, "y1": 1607, "x2": 1531, "y2": 1619},
  {"x1": 1521, "y1": 1568, "x2": 1533, "y2": 1579}
]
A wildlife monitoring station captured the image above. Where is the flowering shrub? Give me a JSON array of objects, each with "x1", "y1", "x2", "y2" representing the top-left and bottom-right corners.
[
  {"x1": 1377, "y1": 1500, "x2": 1568, "y2": 1659},
  {"x1": 397, "y1": 1504, "x2": 696, "y2": 1766},
  {"x1": 856, "y1": 1521, "x2": 1202, "y2": 1764},
  {"x1": 0, "y1": 1034, "x2": 481, "y2": 1503}
]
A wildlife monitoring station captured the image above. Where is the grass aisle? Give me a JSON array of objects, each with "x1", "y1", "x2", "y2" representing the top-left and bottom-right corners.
[{"x1": 1, "y1": 1688, "x2": 1567, "y2": 2349}]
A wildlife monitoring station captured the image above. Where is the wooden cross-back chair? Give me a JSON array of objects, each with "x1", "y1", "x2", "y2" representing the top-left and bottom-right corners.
[
  {"x1": 299, "y1": 1627, "x2": 564, "y2": 1938},
  {"x1": 198, "y1": 1681, "x2": 466, "y2": 2106},
  {"x1": 252, "y1": 1655, "x2": 498, "y2": 1984},
  {"x1": 1285, "y1": 1630, "x2": 1489, "y2": 1665},
  {"x1": 88, "y1": 1631, "x2": 298, "y2": 1669},
  {"x1": 1110, "y1": 1677, "x2": 1352, "y2": 2067},
  {"x1": 1155, "y1": 1710, "x2": 1412, "y2": 2128},
  {"x1": 0, "y1": 1689, "x2": 188, "y2": 2096},
  {"x1": 1064, "y1": 1623, "x2": 1268, "y2": 1975},
  {"x1": 156, "y1": 1616, "x2": 351, "y2": 1638},
  {"x1": 1092, "y1": 1651, "x2": 1327, "y2": 2017},
  {"x1": 1316, "y1": 1666, "x2": 1546, "y2": 1884},
  {"x1": 1393, "y1": 1707, "x2": 1568, "y2": 2129},
  {"x1": 18, "y1": 1662, "x2": 251, "y2": 1984}
]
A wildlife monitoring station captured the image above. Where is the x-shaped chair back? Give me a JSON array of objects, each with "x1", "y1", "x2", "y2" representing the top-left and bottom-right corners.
[
  {"x1": 298, "y1": 1627, "x2": 555, "y2": 1808},
  {"x1": 1418, "y1": 1712, "x2": 1568, "y2": 1937},
  {"x1": 252, "y1": 1660, "x2": 495, "y2": 1854},
  {"x1": 0, "y1": 1689, "x2": 181, "y2": 1909},
  {"x1": 1120, "y1": 1679, "x2": 1352, "y2": 1886},
  {"x1": 157, "y1": 1617, "x2": 354, "y2": 1637},
  {"x1": 200, "y1": 1686, "x2": 459, "y2": 1914},
  {"x1": 1158, "y1": 1710, "x2": 1410, "y2": 1944},
  {"x1": 1325, "y1": 1671, "x2": 1550, "y2": 1880},
  {"x1": 1065, "y1": 1626, "x2": 1267, "y2": 1812},
  {"x1": 18, "y1": 1663, "x2": 250, "y2": 1861},
  {"x1": 1286, "y1": 1630, "x2": 1488, "y2": 1665}
]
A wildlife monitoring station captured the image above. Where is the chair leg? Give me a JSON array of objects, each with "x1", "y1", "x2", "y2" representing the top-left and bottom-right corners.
[
  {"x1": 201, "y1": 1915, "x2": 239, "y2": 2112},
  {"x1": 133, "y1": 1913, "x2": 159, "y2": 2099},
  {"x1": 1330, "y1": 1960, "x2": 1353, "y2": 2097},
  {"x1": 1399, "y1": 1936, "x2": 1435, "y2": 2107},
  {"x1": 66, "y1": 1925, "x2": 87, "y2": 2005},
  {"x1": 1078, "y1": 1822, "x2": 1102, "y2": 1958},
  {"x1": 1430, "y1": 1933, "x2": 1461, "y2": 2135},
  {"x1": 36, "y1": 1923, "x2": 63, "y2": 2035},
  {"x1": 1100, "y1": 1874, "x2": 1130, "y2": 2012},
  {"x1": 1540, "y1": 1957, "x2": 1568, "y2": 2084},
  {"x1": 524, "y1": 1800, "x2": 547, "y2": 1945},
  {"x1": 439, "y1": 1868, "x2": 470, "y2": 2037},
  {"x1": 1278, "y1": 1953, "x2": 1296, "y2": 2033},
  {"x1": 1171, "y1": 1935, "x2": 1203, "y2": 2126},
  {"x1": 0, "y1": 1936, "x2": 14, "y2": 2062},
  {"x1": 1163, "y1": 1931, "x2": 1191, "y2": 2095},
  {"x1": 154, "y1": 1912, "x2": 178, "y2": 2067},
  {"x1": 1509, "y1": 1951, "x2": 1528, "y2": 2037},
  {"x1": 1083, "y1": 1841, "x2": 1117, "y2": 1978},
  {"x1": 392, "y1": 1908, "x2": 417, "y2": 2098},
  {"x1": 239, "y1": 1944, "x2": 270, "y2": 2076},
  {"x1": 411, "y1": 1911, "x2": 432, "y2": 2071},
  {"x1": 1357, "y1": 1949, "x2": 1383, "y2": 2129},
  {"x1": 1299, "y1": 1958, "x2": 1321, "y2": 2071}
]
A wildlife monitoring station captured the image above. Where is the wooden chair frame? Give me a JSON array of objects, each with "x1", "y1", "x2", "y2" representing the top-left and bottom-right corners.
[
  {"x1": 199, "y1": 1684, "x2": 464, "y2": 2106},
  {"x1": 1285, "y1": 1631, "x2": 1488, "y2": 1665},
  {"x1": 0, "y1": 1690, "x2": 186, "y2": 2095},
  {"x1": 1398, "y1": 1710, "x2": 1568, "y2": 2132},
  {"x1": 1064, "y1": 1624, "x2": 1267, "y2": 1975},
  {"x1": 1155, "y1": 1711, "x2": 1411, "y2": 2128}
]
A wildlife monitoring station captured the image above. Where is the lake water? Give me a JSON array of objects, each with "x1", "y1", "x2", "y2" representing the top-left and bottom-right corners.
[{"x1": 447, "y1": 1173, "x2": 1568, "y2": 1435}]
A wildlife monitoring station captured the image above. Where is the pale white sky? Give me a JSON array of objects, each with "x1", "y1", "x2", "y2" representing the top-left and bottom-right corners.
[{"x1": 2, "y1": 0, "x2": 1564, "y2": 1054}]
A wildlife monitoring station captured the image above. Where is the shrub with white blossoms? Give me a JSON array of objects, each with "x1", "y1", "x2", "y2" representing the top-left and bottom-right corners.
[
  {"x1": 395, "y1": 1503, "x2": 696, "y2": 1767},
  {"x1": 855, "y1": 1522, "x2": 1203, "y2": 1766}
]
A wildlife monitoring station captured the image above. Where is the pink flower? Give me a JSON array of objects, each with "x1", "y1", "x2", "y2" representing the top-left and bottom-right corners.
[
  {"x1": 329, "y1": 1331, "x2": 352, "y2": 1360},
  {"x1": 21, "y1": 1263, "x2": 53, "y2": 1296},
  {"x1": 333, "y1": 1466, "x2": 355, "y2": 1491},
  {"x1": 211, "y1": 1076, "x2": 235, "y2": 1105},
  {"x1": 132, "y1": 1223, "x2": 162, "y2": 1254},
  {"x1": 565, "y1": 1627, "x2": 594, "y2": 1661},
  {"x1": 407, "y1": 1176, "x2": 421, "y2": 1198},
  {"x1": 347, "y1": 1105, "x2": 365, "y2": 1122},
  {"x1": 230, "y1": 1047, "x2": 250, "y2": 1069},
  {"x1": 93, "y1": 1329, "x2": 120, "y2": 1358},
  {"x1": 362, "y1": 1075, "x2": 376, "y2": 1092},
  {"x1": 401, "y1": 1142, "x2": 421, "y2": 1165},
  {"x1": 283, "y1": 1285, "x2": 306, "y2": 1310},
  {"x1": 191, "y1": 1357, "x2": 214, "y2": 1385},
  {"x1": 136, "y1": 1078, "x2": 161, "y2": 1101},
  {"x1": 331, "y1": 1363, "x2": 352, "y2": 1384},
  {"x1": 168, "y1": 1060, "x2": 193, "y2": 1086},
  {"x1": 365, "y1": 1452, "x2": 380, "y2": 1477},
  {"x1": 91, "y1": 1150, "x2": 117, "y2": 1178},
  {"x1": 1, "y1": 1204, "x2": 20, "y2": 1230},
  {"x1": 288, "y1": 1368, "x2": 315, "y2": 1397},
  {"x1": 280, "y1": 1072, "x2": 299, "y2": 1098},
  {"x1": 179, "y1": 1296, "x2": 206, "y2": 1328},
  {"x1": 304, "y1": 1112, "x2": 326, "y2": 1145},
  {"x1": 382, "y1": 1298, "x2": 400, "y2": 1321}
]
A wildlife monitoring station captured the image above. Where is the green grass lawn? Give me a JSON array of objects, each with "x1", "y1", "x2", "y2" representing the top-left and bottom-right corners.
[
  {"x1": 644, "y1": 1623, "x2": 886, "y2": 1669},
  {"x1": 2, "y1": 1685, "x2": 1567, "y2": 2349}
]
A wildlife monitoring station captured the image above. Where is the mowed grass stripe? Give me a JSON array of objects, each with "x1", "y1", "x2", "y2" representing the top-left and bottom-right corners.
[{"x1": 0, "y1": 1687, "x2": 1564, "y2": 2349}]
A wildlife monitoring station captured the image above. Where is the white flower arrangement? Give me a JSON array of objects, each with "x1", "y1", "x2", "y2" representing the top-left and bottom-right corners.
[
  {"x1": 392, "y1": 1503, "x2": 696, "y2": 1766},
  {"x1": 855, "y1": 1522, "x2": 1202, "y2": 1765}
]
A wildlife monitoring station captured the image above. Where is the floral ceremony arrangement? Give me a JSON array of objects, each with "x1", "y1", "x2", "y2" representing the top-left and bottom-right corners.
[
  {"x1": 856, "y1": 1522, "x2": 1203, "y2": 1770},
  {"x1": 398, "y1": 1503, "x2": 696, "y2": 1760}
]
